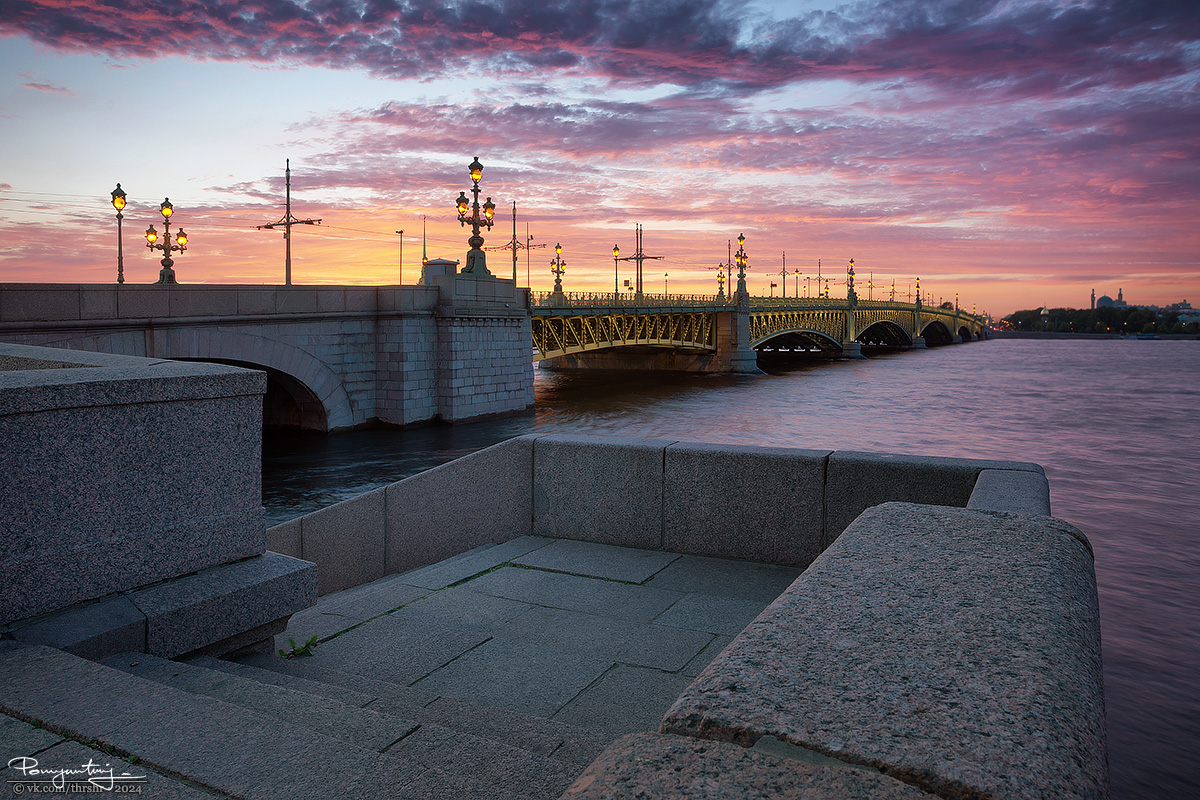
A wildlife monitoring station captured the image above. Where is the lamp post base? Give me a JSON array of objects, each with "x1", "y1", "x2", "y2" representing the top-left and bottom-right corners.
[{"x1": 156, "y1": 267, "x2": 177, "y2": 285}]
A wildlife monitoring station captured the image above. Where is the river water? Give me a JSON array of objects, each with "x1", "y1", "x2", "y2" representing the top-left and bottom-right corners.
[{"x1": 262, "y1": 339, "x2": 1200, "y2": 799}]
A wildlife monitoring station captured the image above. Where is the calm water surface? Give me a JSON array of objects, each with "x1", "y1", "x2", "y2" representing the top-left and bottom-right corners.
[{"x1": 263, "y1": 339, "x2": 1200, "y2": 799}]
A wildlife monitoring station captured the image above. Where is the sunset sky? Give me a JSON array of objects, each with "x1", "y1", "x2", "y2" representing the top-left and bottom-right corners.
[{"x1": 1, "y1": 0, "x2": 1197, "y2": 317}]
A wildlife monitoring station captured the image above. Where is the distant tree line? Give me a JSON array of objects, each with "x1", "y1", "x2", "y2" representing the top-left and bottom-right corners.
[{"x1": 1005, "y1": 306, "x2": 1200, "y2": 335}]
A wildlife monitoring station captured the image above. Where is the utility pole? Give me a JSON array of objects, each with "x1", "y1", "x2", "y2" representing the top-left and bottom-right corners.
[
  {"x1": 396, "y1": 230, "x2": 404, "y2": 284},
  {"x1": 258, "y1": 159, "x2": 321, "y2": 285},
  {"x1": 484, "y1": 202, "x2": 543, "y2": 285}
]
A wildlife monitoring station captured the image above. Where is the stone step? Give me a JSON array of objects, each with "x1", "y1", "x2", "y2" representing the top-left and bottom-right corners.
[
  {"x1": 103, "y1": 651, "x2": 584, "y2": 799},
  {"x1": 0, "y1": 641, "x2": 519, "y2": 800},
  {"x1": 99, "y1": 652, "x2": 419, "y2": 753},
  {"x1": 236, "y1": 650, "x2": 613, "y2": 764}
]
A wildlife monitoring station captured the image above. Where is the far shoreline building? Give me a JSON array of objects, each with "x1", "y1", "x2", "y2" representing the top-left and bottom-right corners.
[{"x1": 1092, "y1": 288, "x2": 1128, "y2": 309}]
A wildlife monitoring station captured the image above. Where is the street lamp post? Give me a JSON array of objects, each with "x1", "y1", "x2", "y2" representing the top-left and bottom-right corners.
[
  {"x1": 717, "y1": 266, "x2": 725, "y2": 299},
  {"x1": 550, "y1": 243, "x2": 567, "y2": 304},
  {"x1": 455, "y1": 156, "x2": 496, "y2": 275},
  {"x1": 613, "y1": 244, "x2": 620, "y2": 299},
  {"x1": 110, "y1": 184, "x2": 126, "y2": 284},
  {"x1": 144, "y1": 198, "x2": 187, "y2": 285},
  {"x1": 734, "y1": 233, "x2": 749, "y2": 297},
  {"x1": 664, "y1": 272, "x2": 669, "y2": 294}
]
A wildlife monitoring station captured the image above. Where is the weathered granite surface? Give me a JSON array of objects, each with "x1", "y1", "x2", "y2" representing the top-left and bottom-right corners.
[
  {"x1": 823, "y1": 450, "x2": 1043, "y2": 545},
  {"x1": 663, "y1": 441, "x2": 829, "y2": 566},
  {"x1": 560, "y1": 733, "x2": 937, "y2": 799},
  {"x1": 0, "y1": 342, "x2": 265, "y2": 625},
  {"x1": 661, "y1": 503, "x2": 1107, "y2": 800},
  {"x1": 967, "y1": 468, "x2": 1053, "y2": 515},
  {"x1": 533, "y1": 434, "x2": 672, "y2": 548}
]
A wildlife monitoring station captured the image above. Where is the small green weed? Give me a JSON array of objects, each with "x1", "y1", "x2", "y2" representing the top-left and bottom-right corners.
[{"x1": 278, "y1": 634, "x2": 318, "y2": 658}]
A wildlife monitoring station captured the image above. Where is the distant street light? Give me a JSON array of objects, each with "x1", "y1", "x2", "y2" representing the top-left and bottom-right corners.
[
  {"x1": 455, "y1": 156, "x2": 496, "y2": 275},
  {"x1": 717, "y1": 265, "x2": 726, "y2": 299},
  {"x1": 144, "y1": 198, "x2": 187, "y2": 285},
  {"x1": 613, "y1": 244, "x2": 620, "y2": 297},
  {"x1": 735, "y1": 233, "x2": 749, "y2": 296},
  {"x1": 110, "y1": 184, "x2": 126, "y2": 285},
  {"x1": 550, "y1": 243, "x2": 567, "y2": 304},
  {"x1": 664, "y1": 272, "x2": 669, "y2": 294}
]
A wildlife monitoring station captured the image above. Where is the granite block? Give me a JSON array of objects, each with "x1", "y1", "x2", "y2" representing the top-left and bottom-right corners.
[
  {"x1": 645, "y1": 555, "x2": 802, "y2": 605},
  {"x1": 385, "y1": 436, "x2": 536, "y2": 574},
  {"x1": 0, "y1": 346, "x2": 265, "y2": 625},
  {"x1": 967, "y1": 468, "x2": 1053, "y2": 515},
  {"x1": 0, "y1": 287, "x2": 82, "y2": 322},
  {"x1": 301, "y1": 488, "x2": 386, "y2": 595},
  {"x1": 187, "y1": 654, "x2": 379, "y2": 707},
  {"x1": 532, "y1": 434, "x2": 671, "y2": 548},
  {"x1": 560, "y1": 733, "x2": 937, "y2": 800},
  {"x1": 128, "y1": 552, "x2": 317, "y2": 658},
  {"x1": 9, "y1": 594, "x2": 146, "y2": 660},
  {"x1": 396, "y1": 536, "x2": 551, "y2": 590},
  {"x1": 661, "y1": 503, "x2": 1106, "y2": 800},
  {"x1": 495, "y1": 606, "x2": 713, "y2": 671},
  {"x1": 512, "y1": 538, "x2": 680, "y2": 583},
  {"x1": 114, "y1": 287, "x2": 169, "y2": 318},
  {"x1": 412, "y1": 637, "x2": 612, "y2": 718},
  {"x1": 266, "y1": 517, "x2": 302, "y2": 558},
  {"x1": 823, "y1": 450, "x2": 1043, "y2": 545},
  {"x1": 652, "y1": 592, "x2": 770, "y2": 637},
  {"x1": 664, "y1": 441, "x2": 830, "y2": 566},
  {"x1": 464, "y1": 566, "x2": 684, "y2": 623}
]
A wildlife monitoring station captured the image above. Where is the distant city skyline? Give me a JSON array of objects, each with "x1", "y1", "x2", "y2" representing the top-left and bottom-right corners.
[{"x1": 2, "y1": 0, "x2": 1197, "y2": 317}]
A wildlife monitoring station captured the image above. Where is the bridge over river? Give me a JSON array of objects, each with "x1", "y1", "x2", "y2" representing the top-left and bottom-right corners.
[{"x1": 0, "y1": 274, "x2": 986, "y2": 431}]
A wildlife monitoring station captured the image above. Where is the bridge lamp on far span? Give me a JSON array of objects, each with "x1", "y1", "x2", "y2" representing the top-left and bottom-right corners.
[
  {"x1": 549, "y1": 243, "x2": 567, "y2": 304},
  {"x1": 455, "y1": 156, "x2": 496, "y2": 276},
  {"x1": 144, "y1": 198, "x2": 187, "y2": 285},
  {"x1": 110, "y1": 184, "x2": 126, "y2": 285}
]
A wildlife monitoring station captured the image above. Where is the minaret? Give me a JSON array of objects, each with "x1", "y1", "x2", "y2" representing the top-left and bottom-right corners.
[
  {"x1": 1091, "y1": 289, "x2": 1095, "y2": 310},
  {"x1": 1118, "y1": 288, "x2": 1123, "y2": 304}
]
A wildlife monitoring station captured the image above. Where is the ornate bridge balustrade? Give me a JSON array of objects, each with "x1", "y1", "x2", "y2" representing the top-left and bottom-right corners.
[{"x1": 533, "y1": 291, "x2": 988, "y2": 372}]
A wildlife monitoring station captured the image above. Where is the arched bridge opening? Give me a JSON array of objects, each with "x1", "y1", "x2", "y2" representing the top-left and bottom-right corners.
[
  {"x1": 921, "y1": 320, "x2": 954, "y2": 346},
  {"x1": 177, "y1": 358, "x2": 328, "y2": 432},
  {"x1": 857, "y1": 320, "x2": 913, "y2": 350},
  {"x1": 752, "y1": 329, "x2": 844, "y2": 360},
  {"x1": 958, "y1": 325, "x2": 975, "y2": 342}
]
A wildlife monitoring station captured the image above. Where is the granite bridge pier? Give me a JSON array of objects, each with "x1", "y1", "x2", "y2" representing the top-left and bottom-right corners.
[{"x1": 0, "y1": 273, "x2": 987, "y2": 430}]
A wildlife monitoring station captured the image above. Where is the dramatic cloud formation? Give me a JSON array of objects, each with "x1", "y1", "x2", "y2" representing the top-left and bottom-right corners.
[{"x1": 1, "y1": 0, "x2": 1197, "y2": 313}]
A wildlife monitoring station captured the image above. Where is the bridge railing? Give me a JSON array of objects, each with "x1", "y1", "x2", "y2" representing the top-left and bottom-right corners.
[{"x1": 531, "y1": 291, "x2": 728, "y2": 309}]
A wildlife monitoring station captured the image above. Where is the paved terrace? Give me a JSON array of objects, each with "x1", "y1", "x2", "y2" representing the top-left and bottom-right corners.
[{"x1": 1, "y1": 537, "x2": 801, "y2": 800}]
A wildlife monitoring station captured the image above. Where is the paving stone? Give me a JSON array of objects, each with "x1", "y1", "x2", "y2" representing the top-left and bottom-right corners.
[
  {"x1": 275, "y1": 577, "x2": 431, "y2": 647},
  {"x1": 390, "y1": 584, "x2": 533, "y2": 629},
  {"x1": 560, "y1": 733, "x2": 938, "y2": 799},
  {"x1": 412, "y1": 638, "x2": 612, "y2": 718},
  {"x1": 645, "y1": 554, "x2": 802, "y2": 604},
  {"x1": 396, "y1": 536, "x2": 553, "y2": 590},
  {"x1": 495, "y1": 606, "x2": 712, "y2": 671},
  {"x1": 552, "y1": 666, "x2": 693, "y2": 738},
  {"x1": 237, "y1": 652, "x2": 440, "y2": 707},
  {"x1": 301, "y1": 612, "x2": 493, "y2": 686},
  {"x1": 512, "y1": 538, "x2": 680, "y2": 583},
  {"x1": 391, "y1": 766, "x2": 539, "y2": 800},
  {"x1": 653, "y1": 592, "x2": 770, "y2": 636},
  {"x1": 0, "y1": 712, "x2": 63, "y2": 758},
  {"x1": 464, "y1": 566, "x2": 684, "y2": 622},
  {"x1": 385, "y1": 722, "x2": 582, "y2": 799},
  {"x1": 8, "y1": 594, "x2": 146, "y2": 660}
]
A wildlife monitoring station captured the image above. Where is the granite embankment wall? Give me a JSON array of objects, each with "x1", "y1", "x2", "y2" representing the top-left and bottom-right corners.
[{"x1": 269, "y1": 434, "x2": 1105, "y2": 798}]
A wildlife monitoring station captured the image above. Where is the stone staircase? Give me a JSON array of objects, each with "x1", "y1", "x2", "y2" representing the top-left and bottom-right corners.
[{"x1": 0, "y1": 641, "x2": 606, "y2": 799}]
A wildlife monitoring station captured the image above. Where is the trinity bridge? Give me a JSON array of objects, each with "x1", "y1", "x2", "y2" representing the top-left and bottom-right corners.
[{"x1": 0, "y1": 275, "x2": 987, "y2": 431}]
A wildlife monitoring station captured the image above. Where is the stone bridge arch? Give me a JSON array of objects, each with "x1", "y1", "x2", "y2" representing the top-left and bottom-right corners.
[{"x1": 155, "y1": 328, "x2": 354, "y2": 432}]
